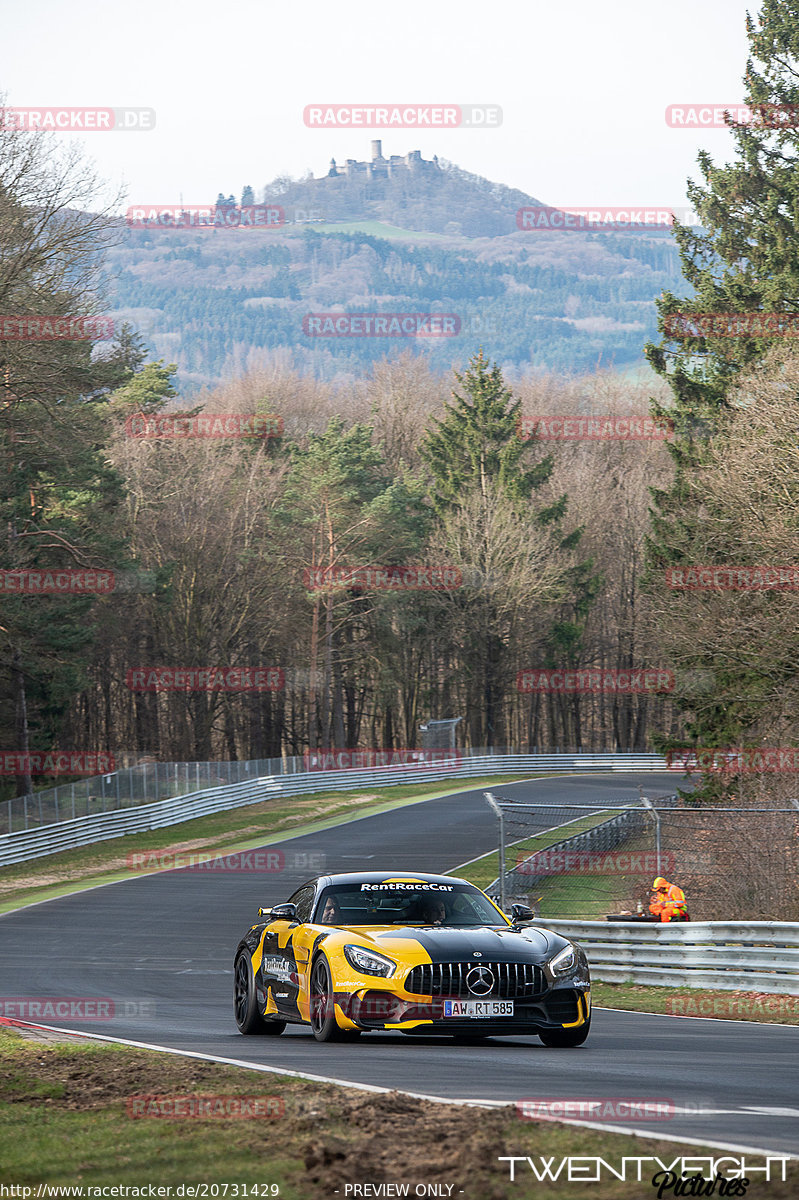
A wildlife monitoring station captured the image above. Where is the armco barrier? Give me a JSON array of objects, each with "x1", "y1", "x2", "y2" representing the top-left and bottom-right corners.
[
  {"x1": 0, "y1": 753, "x2": 669, "y2": 866},
  {"x1": 535, "y1": 918, "x2": 799, "y2": 995}
]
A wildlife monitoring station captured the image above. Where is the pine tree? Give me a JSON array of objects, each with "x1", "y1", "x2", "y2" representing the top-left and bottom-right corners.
[
  {"x1": 420, "y1": 351, "x2": 598, "y2": 747},
  {"x1": 420, "y1": 350, "x2": 557, "y2": 515},
  {"x1": 646, "y1": 0, "x2": 799, "y2": 451}
]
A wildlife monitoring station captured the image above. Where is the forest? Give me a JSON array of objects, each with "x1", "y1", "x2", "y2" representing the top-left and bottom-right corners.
[{"x1": 4, "y1": 0, "x2": 799, "y2": 812}]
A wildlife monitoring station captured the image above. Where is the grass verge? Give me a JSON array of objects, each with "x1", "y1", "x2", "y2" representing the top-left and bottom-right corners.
[
  {"x1": 1, "y1": 1027, "x2": 795, "y2": 1199},
  {"x1": 0, "y1": 774, "x2": 530, "y2": 915}
]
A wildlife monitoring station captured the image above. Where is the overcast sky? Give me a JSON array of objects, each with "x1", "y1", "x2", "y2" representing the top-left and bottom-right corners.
[{"x1": 2, "y1": 0, "x2": 756, "y2": 213}]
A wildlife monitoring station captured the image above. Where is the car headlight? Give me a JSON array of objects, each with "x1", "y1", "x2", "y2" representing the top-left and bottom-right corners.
[
  {"x1": 343, "y1": 945, "x2": 397, "y2": 977},
  {"x1": 548, "y1": 945, "x2": 577, "y2": 977}
]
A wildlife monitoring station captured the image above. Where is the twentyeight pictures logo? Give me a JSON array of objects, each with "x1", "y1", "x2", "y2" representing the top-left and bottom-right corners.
[
  {"x1": 303, "y1": 104, "x2": 501, "y2": 127},
  {"x1": 0, "y1": 107, "x2": 154, "y2": 131}
]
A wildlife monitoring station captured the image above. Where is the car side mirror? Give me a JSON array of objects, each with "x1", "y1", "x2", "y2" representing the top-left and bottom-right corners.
[
  {"x1": 269, "y1": 903, "x2": 298, "y2": 921},
  {"x1": 510, "y1": 903, "x2": 534, "y2": 924}
]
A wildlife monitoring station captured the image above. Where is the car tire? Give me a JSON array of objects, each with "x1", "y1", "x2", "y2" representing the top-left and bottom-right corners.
[
  {"x1": 234, "y1": 950, "x2": 287, "y2": 1036},
  {"x1": 309, "y1": 954, "x2": 347, "y2": 1042},
  {"x1": 539, "y1": 1016, "x2": 591, "y2": 1047}
]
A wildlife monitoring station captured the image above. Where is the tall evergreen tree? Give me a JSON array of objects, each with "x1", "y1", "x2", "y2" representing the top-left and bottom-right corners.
[
  {"x1": 421, "y1": 350, "x2": 559, "y2": 516},
  {"x1": 421, "y1": 352, "x2": 598, "y2": 746},
  {"x1": 646, "y1": 0, "x2": 799, "y2": 455}
]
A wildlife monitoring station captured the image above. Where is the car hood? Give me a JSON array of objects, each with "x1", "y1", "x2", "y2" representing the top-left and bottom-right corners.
[{"x1": 344, "y1": 923, "x2": 560, "y2": 962}]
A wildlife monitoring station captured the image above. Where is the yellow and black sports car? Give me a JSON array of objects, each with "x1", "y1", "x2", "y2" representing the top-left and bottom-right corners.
[{"x1": 233, "y1": 871, "x2": 590, "y2": 1045}]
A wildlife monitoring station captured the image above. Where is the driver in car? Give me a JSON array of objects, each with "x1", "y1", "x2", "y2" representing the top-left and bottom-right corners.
[
  {"x1": 421, "y1": 897, "x2": 447, "y2": 925},
  {"x1": 320, "y1": 894, "x2": 341, "y2": 924}
]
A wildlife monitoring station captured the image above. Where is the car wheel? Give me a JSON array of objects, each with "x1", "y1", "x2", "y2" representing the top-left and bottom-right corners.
[
  {"x1": 234, "y1": 951, "x2": 287, "y2": 1036},
  {"x1": 309, "y1": 954, "x2": 346, "y2": 1042},
  {"x1": 539, "y1": 1016, "x2": 591, "y2": 1047}
]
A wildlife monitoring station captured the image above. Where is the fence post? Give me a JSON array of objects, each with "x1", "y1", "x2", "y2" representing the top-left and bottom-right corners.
[
  {"x1": 483, "y1": 791, "x2": 506, "y2": 913},
  {"x1": 639, "y1": 792, "x2": 661, "y2": 877}
]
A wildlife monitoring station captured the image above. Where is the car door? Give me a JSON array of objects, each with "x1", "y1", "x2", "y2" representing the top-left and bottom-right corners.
[{"x1": 260, "y1": 883, "x2": 316, "y2": 1019}]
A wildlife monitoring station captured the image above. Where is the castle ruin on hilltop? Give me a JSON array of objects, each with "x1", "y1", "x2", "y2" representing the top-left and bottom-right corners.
[{"x1": 324, "y1": 140, "x2": 440, "y2": 180}]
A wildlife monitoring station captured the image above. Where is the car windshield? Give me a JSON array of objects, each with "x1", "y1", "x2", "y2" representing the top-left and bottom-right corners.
[{"x1": 312, "y1": 882, "x2": 508, "y2": 927}]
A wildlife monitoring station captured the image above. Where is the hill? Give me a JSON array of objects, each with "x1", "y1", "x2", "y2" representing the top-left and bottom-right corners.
[{"x1": 106, "y1": 152, "x2": 688, "y2": 391}]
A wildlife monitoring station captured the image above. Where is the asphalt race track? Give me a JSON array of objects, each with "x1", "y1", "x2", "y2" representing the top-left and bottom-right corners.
[{"x1": 2, "y1": 772, "x2": 798, "y2": 1157}]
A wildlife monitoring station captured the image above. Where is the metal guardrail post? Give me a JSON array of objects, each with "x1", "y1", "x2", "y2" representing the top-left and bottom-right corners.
[
  {"x1": 483, "y1": 791, "x2": 506, "y2": 912},
  {"x1": 639, "y1": 791, "x2": 661, "y2": 877}
]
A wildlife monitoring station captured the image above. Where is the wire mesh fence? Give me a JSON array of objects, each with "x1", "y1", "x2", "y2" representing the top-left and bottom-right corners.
[
  {"x1": 483, "y1": 792, "x2": 799, "y2": 921},
  {"x1": 0, "y1": 747, "x2": 669, "y2": 837}
]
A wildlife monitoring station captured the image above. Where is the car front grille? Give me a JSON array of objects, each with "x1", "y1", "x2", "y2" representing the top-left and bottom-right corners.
[{"x1": 404, "y1": 961, "x2": 545, "y2": 999}]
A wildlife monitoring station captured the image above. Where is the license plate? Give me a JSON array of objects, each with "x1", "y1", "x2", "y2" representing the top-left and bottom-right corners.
[{"x1": 443, "y1": 1000, "x2": 514, "y2": 1018}]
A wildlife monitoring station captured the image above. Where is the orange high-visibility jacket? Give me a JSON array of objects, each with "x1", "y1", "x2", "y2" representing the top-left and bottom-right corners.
[{"x1": 650, "y1": 883, "x2": 687, "y2": 922}]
